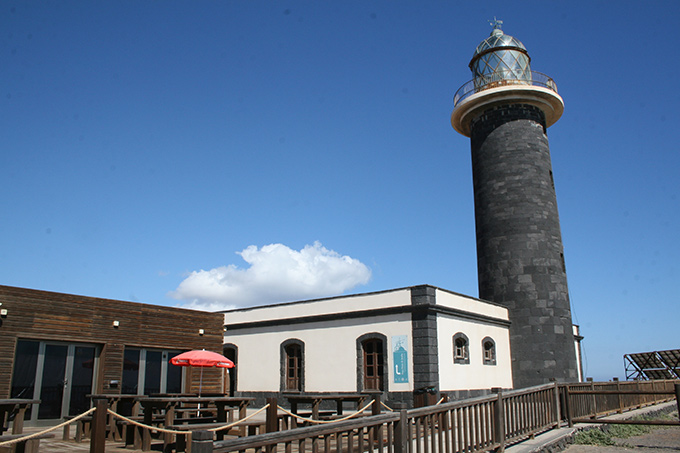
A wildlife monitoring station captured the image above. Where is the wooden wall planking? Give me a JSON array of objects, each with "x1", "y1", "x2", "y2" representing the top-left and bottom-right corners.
[{"x1": 0, "y1": 285, "x2": 226, "y2": 398}]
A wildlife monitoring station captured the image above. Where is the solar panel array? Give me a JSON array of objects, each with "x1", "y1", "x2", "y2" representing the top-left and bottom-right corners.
[{"x1": 624, "y1": 349, "x2": 680, "y2": 380}]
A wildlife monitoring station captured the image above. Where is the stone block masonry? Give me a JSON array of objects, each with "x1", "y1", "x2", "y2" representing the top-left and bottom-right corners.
[{"x1": 469, "y1": 103, "x2": 578, "y2": 388}]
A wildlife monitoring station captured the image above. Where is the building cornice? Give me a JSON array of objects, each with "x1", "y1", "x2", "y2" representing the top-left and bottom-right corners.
[{"x1": 224, "y1": 302, "x2": 511, "y2": 332}]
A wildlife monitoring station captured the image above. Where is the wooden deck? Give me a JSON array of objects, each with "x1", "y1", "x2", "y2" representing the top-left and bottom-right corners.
[{"x1": 13, "y1": 426, "x2": 147, "y2": 452}]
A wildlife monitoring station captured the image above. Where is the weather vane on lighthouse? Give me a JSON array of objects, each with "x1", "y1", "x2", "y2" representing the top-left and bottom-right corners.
[{"x1": 489, "y1": 17, "x2": 503, "y2": 31}]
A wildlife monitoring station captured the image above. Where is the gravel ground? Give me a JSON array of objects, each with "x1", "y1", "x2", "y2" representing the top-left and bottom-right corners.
[{"x1": 564, "y1": 425, "x2": 680, "y2": 453}]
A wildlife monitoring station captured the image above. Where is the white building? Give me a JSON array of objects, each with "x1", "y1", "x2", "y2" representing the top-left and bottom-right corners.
[{"x1": 222, "y1": 285, "x2": 513, "y2": 407}]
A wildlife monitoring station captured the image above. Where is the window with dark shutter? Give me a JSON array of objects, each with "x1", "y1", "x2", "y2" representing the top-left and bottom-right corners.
[
  {"x1": 285, "y1": 343, "x2": 302, "y2": 391},
  {"x1": 362, "y1": 338, "x2": 384, "y2": 391}
]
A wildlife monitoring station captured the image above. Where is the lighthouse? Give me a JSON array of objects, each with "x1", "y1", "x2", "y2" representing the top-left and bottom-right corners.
[{"x1": 451, "y1": 20, "x2": 579, "y2": 387}]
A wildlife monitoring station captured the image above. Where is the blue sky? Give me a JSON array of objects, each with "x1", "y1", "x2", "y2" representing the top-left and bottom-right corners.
[{"x1": 2, "y1": 1, "x2": 678, "y2": 382}]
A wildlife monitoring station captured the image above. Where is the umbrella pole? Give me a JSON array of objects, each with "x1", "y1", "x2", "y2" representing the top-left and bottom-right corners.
[{"x1": 198, "y1": 366, "x2": 203, "y2": 416}]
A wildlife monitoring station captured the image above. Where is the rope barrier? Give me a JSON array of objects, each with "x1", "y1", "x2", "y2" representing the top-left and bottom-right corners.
[
  {"x1": 0, "y1": 407, "x2": 96, "y2": 447},
  {"x1": 0, "y1": 399, "x2": 383, "y2": 448},
  {"x1": 107, "y1": 404, "x2": 271, "y2": 435},
  {"x1": 277, "y1": 400, "x2": 375, "y2": 424},
  {"x1": 106, "y1": 410, "x2": 191, "y2": 435},
  {"x1": 435, "y1": 397, "x2": 445, "y2": 405},
  {"x1": 381, "y1": 401, "x2": 394, "y2": 412},
  {"x1": 207, "y1": 404, "x2": 270, "y2": 432}
]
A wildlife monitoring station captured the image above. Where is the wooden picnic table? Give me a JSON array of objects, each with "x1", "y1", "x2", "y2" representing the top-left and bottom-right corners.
[
  {"x1": 87, "y1": 394, "x2": 142, "y2": 441},
  {"x1": 135, "y1": 396, "x2": 254, "y2": 451},
  {"x1": 285, "y1": 393, "x2": 370, "y2": 419},
  {"x1": 0, "y1": 399, "x2": 40, "y2": 435}
]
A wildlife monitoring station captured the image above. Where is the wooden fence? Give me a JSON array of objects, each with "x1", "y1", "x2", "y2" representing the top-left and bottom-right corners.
[
  {"x1": 563, "y1": 379, "x2": 680, "y2": 427},
  {"x1": 84, "y1": 380, "x2": 679, "y2": 453},
  {"x1": 204, "y1": 383, "x2": 567, "y2": 453}
]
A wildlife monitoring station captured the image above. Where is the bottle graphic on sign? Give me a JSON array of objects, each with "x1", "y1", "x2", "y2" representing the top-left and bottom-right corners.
[{"x1": 392, "y1": 336, "x2": 409, "y2": 383}]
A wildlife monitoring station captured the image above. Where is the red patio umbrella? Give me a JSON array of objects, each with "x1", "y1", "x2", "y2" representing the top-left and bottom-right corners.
[{"x1": 170, "y1": 349, "x2": 234, "y2": 396}]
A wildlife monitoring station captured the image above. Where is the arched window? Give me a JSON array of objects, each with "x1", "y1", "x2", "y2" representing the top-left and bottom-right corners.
[
  {"x1": 280, "y1": 339, "x2": 304, "y2": 392},
  {"x1": 453, "y1": 333, "x2": 469, "y2": 364},
  {"x1": 356, "y1": 334, "x2": 387, "y2": 392},
  {"x1": 482, "y1": 337, "x2": 496, "y2": 365}
]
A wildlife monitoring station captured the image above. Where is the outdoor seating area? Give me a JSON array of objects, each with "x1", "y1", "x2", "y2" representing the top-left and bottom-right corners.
[{"x1": 56, "y1": 392, "x2": 378, "y2": 452}]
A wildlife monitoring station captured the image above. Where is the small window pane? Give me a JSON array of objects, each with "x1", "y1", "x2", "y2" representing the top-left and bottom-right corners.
[
  {"x1": 166, "y1": 351, "x2": 183, "y2": 393},
  {"x1": 144, "y1": 351, "x2": 162, "y2": 395},
  {"x1": 122, "y1": 349, "x2": 140, "y2": 394},
  {"x1": 11, "y1": 340, "x2": 40, "y2": 399}
]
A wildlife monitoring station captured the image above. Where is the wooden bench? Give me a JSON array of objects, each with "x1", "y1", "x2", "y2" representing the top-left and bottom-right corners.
[
  {"x1": 295, "y1": 410, "x2": 335, "y2": 418},
  {"x1": 167, "y1": 419, "x2": 265, "y2": 436},
  {"x1": 62, "y1": 415, "x2": 92, "y2": 442},
  {"x1": 0, "y1": 433, "x2": 55, "y2": 453},
  {"x1": 173, "y1": 416, "x2": 216, "y2": 425},
  {"x1": 319, "y1": 409, "x2": 372, "y2": 421},
  {"x1": 116, "y1": 414, "x2": 169, "y2": 449},
  {"x1": 289, "y1": 410, "x2": 336, "y2": 427},
  {"x1": 167, "y1": 420, "x2": 266, "y2": 452},
  {"x1": 175, "y1": 407, "x2": 219, "y2": 417},
  {"x1": 115, "y1": 414, "x2": 218, "y2": 450}
]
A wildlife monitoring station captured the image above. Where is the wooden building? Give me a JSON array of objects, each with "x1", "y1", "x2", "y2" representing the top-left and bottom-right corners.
[{"x1": 0, "y1": 285, "x2": 225, "y2": 424}]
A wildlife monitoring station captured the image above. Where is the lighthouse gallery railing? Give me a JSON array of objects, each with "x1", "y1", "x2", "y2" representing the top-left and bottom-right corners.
[{"x1": 453, "y1": 70, "x2": 558, "y2": 108}]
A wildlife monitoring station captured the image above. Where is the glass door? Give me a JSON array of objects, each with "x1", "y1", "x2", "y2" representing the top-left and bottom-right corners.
[
  {"x1": 37, "y1": 344, "x2": 68, "y2": 419},
  {"x1": 144, "y1": 350, "x2": 163, "y2": 395},
  {"x1": 69, "y1": 346, "x2": 97, "y2": 416},
  {"x1": 11, "y1": 340, "x2": 98, "y2": 423}
]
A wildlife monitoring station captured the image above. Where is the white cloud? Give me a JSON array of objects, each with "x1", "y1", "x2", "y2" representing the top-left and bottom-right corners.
[{"x1": 169, "y1": 241, "x2": 372, "y2": 311}]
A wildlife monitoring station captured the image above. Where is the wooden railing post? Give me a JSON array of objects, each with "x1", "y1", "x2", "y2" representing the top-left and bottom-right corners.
[
  {"x1": 552, "y1": 383, "x2": 561, "y2": 427},
  {"x1": 264, "y1": 397, "x2": 278, "y2": 453},
  {"x1": 564, "y1": 385, "x2": 573, "y2": 428},
  {"x1": 90, "y1": 397, "x2": 108, "y2": 453},
  {"x1": 266, "y1": 397, "x2": 278, "y2": 433},
  {"x1": 675, "y1": 383, "x2": 680, "y2": 418},
  {"x1": 191, "y1": 430, "x2": 214, "y2": 453},
  {"x1": 371, "y1": 394, "x2": 382, "y2": 449},
  {"x1": 394, "y1": 407, "x2": 409, "y2": 453},
  {"x1": 492, "y1": 388, "x2": 505, "y2": 452},
  {"x1": 372, "y1": 394, "x2": 381, "y2": 415},
  {"x1": 588, "y1": 378, "x2": 596, "y2": 417},
  {"x1": 613, "y1": 378, "x2": 623, "y2": 413}
]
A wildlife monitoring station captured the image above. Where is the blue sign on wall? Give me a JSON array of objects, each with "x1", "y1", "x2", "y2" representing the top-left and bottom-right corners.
[{"x1": 392, "y1": 335, "x2": 409, "y2": 383}]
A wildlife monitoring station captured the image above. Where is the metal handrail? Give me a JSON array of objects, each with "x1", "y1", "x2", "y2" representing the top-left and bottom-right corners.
[{"x1": 453, "y1": 70, "x2": 558, "y2": 107}]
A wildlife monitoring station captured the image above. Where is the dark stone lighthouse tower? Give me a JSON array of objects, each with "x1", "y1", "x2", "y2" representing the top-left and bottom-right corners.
[{"x1": 451, "y1": 21, "x2": 579, "y2": 388}]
